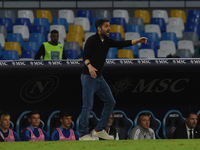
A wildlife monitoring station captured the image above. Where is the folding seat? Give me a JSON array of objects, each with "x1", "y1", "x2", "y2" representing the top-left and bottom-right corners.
[
  {"x1": 162, "y1": 110, "x2": 185, "y2": 139},
  {"x1": 123, "y1": 44, "x2": 139, "y2": 58},
  {"x1": 18, "y1": 10, "x2": 34, "y2": 25},
  {"x1": 21, "y1": 50, "x2": 36, "y2": 59},
  {"x1": 13, "y1": 25, "x2": 30, "y2": 41},
  {"x1": 0, "y1": 33, "x2": 5, "y2": 49},
  {"x1": 145, "y1": 24, "x2": 161, "y2": 40},
  {"x1": 64, "y1": 41, "x2": 81, "y2": 57},
  {"x1": 118, "y1": 49, "x2": 134, "y2": 59},
  {"x1": 166, "y1": 25, "x2": 183, "y2": 40},
  {"x1": 125, "y1": 32, "x2": 141, "y2": 48},
  {"x1": 110, "y1": 25, "x2": 124, "y2": 40},
  {"x1": 134, "y1": 110, "x2": 161, "y2": 139},
  {"x1": 76, "y1": 111, "x2": 99, "y2": 135},
  {"x1": 110, "y1": 17, "x2": 127, "y2": 32},
  {"x1": 141, "y1": 41, "x2": 157, "y2": 55},
  {"x1": 47, "y1": 33, "x2": 64, "y2": 46},
  {"x1": 5, "y1": 42, "x2": 22, "y2": 57},
  {"x1": 150, "y1": 18, "x2": 166, "y2": 32},
  {"x1": 2, "y1": 50, "x2": 19, "y2": 60},
  {"x1": 7, "y1": 33, "x2": 24, "y2": 49},
  {"x1": 169, "y1": 17, "x2": 185, "y2": 32},
  {"x1": 0, "y1": 25, "x2": 7, "y2": 40},
  {"x1": 127, "y1": 24, "x2": 142, "y2": 37},
  {"x1": 157, "y1": 49, "x2": 172, "y2": 58},
  {"x1": 58, "y1": 9, "x2": 75, "y2": 25},
  {"x1": 52, "y1": 18, "x2": 68, "y2": 33},
  {"x1": 50, "y1": 25, "x2": 66, "y2": 40},
  {"x1": 29, "y1": 33, "x2": 46, "y2": 48},
  {"x1": 113, "y1": 9, "x2": 129, "y2": 24},
  {"x1": 15, "y1": 18, "x2": 32, "y2": 32},
  {"x1": 32, "y1": 25, "x2": 47, "y2": 40},
  {"x1": 77, "y1": 10, "x2": 93, "y2": 25},
  {"x1": 46, "y1": 110, "x2": 75, "y2": 136},
  {"x1": 66, "y1": 33, "x2": 83, "y2": 49},
  {"x1": 85, "y1": 32, "x2": 95, "y2": 42},
  {"x1": 142, "y1": 32, "x2": 159, "y2": 48},
  {"x1": 0, "y1": 18, "x2": 13, "y2": 33},
  {"x1": 106, "y1": 47, "x2": 118, "y2": 59},
  {"x1": 162, "y1": 32, "x2": 178, "y2": 47},
  {"x1": 170, "y1": 10, "x2": 186, "y2": 24},
  {"x1": 16, "y1": 111, "x2": 45, "y2": 136},
  {"x1": 34, "y1": 18, "x2": 50, "y2": 33},
  {"x1": 139, "y1": 49, "x2": 155, "y2": 58},
  {"x1": 109, "y1": 32, "x2": 122, "y2": 41},
  {"x1": 112, "y1": 110, "x2": 133, "y2": 140},
  {"x1": 188, "y1": 10, "x2": 200, "y2": 19},
  {"x1": 176, "y1": 49, "x2": 193, "y2": 58},
  {"x1": 134, "y1": 10, "x2": 150, "y2": 24},
  {"x1": 74, "y1": 17, "x2": 90, "y2": 32},
  {"x1": 24, "y1": 41, "x2": 39, "y2": 52},
  {"x1": 185, "y1": 24, "x2": 200, "y2": 39},
  {"x1": 95, "y1": 9, "x2": 111, "y2": 20},
  {"x1": 0, "y1": 10, "x2": 16, "y2": 24},
  {"x1": 68, "y1": 25, "x2": 84, "y2": 41},
  {"x1": 178, "y1": 40, "x2": 194, "y2": 55},
  {"x1": 159, "y1": 41, "x2": 176, "y2": 55},
  {"x1": 183, "y1": 32, "x2": 199, "y2": 48},
  {"x1": 64, "y1": 49, "x2": 79, "y2": 59},
  {"x1": 152, "y1": 10, "x2": 169, "y2": 24},
  {"x1": 128, "y1": 17, "x2": 144, "y2": 32},
  {"x1": 36, "y1": 10, "x2": 52, "y2": 25}
]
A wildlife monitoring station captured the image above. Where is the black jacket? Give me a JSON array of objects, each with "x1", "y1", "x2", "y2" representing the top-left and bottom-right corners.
[{"x1": 173, "y1": 124, "x2": 200, "y2": 139}]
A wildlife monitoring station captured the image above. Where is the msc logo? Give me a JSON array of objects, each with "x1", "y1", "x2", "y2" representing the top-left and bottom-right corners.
[{"x1": 20, "y1": 75, "x2": 59, "y2": 103}]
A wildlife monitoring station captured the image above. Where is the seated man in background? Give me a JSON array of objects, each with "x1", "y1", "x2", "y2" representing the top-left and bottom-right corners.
[
  {"x1": 128, "y1": 113, "x2": 155, "y2": 140},
  {"x1": 173, "y1": 111, "x2": 200, "y2": 139},
  {"x1": 51, "y1": 110, "x2": 79, "y2": 141},
  {"x1": 21, "y1": 110, "x2": 49, "y2": 141},
  {"x1": 35, "y1": 30, "x2": 67, "y2": 60},
  {"x1": 0, "y1": 112, "x2": 20, "y2": 142},
  {"x1": 91, "y1": 113, "x2": 119, "y2": 140}
]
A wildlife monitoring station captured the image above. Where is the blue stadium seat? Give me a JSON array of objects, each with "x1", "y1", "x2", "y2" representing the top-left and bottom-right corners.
[
  {"x1": 134, "y1": 110, "x2": 161, "y2": 139},
  {"x1": 162, "y1": 32, "x2": 178, "y2": 47},
  {"x1": 76, "y1": 111, "x2": 99, "y2": 135},
  {"x1": 15, "y1": 18, "x2": 32, "y2": 32},
  {"x1": 113, "y1": 110, "x2": 133, "y2": 140},
  {"x1": 162, "y1": 110, "x2": 185, "y2": 139},
  {"x1": 7, "y1": 33, "x2": 24, "y2": 49},
  {"x1": 141, "y1": 41, "x2": 157, "y2": 55},
  {"x1": 46, "y1": 110, "x2": 75, "y2": 136},
  {"x1": 106, "y1": 47, "x2": 118, "y2": 59},
  {"x1": 24, "y1": 41, "x2": 40, "y2": 52},
  {"x1": 34, "y1": 18, "x2": 50, "y2": 32},
  {"x1": 127, "y1": 24, "x2": 142, "y2": 37},
  {"x1": 77, "y1": 10, "x2": 93, "y2": 24},
  {"x1": 142, "y1": 32, "x2": 159, "y2": 48},
  {"x1": 81, "y1": 50, "x2": 84, "y2": 58},
  {"x1": 64, "y1": 41, "x2": 81, "y2": 57},
  {"x1": 185, "y1": 24, "x2": 200, "y2": 39},
  {"x1": 123, "y1": 44, "x2": 139, "y2": 58},
  {"x1": 0, "y1": 18, "x2": 13, "y2": 33},
  {"x1": 0, "y1": 44, "x2": 2, "y2": 58},
  {"x1": 29, "y1": 33, "x2": 46, "y2": 48},
  {"x1": 32, "y1": 25, "x2": 48, "y2": 40},
  {"x1": 150, "y1": 18, "x2": 166, "y2": 32},
  {"x1": 64, "y1": 49, "x2": 79, "y2": 59},
  {"x1": 197, "y1": 111, "x2": 200, "y2": 128},
  {"x1": 3, "y1": 50, "x2": 19, "y2": 60},
  {"x1": 110, "y1": 17, "x2": 127, "y2": 32},
  {"x1": 52, "y1": 18, "x2": 68, "y2": 33},
  {"x1": 21, "y1": 50, "x2": 36, "y2": 59},
  {"x1": 186, "y1": 17, "x2": 200, "y2": 26},
  {"x1": 109, "y1": 32, "x2": 122, "y2": 41},
  {"x1": 188, "y1": 10, "x2": 200, "y2": 18},
  {"x1": 16, "y1": 111, "x2": 45, "y2": 136}
]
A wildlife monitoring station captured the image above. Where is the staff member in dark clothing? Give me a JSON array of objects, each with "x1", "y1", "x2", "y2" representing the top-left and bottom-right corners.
[
  {"x1": 79, "y1": 19, "x2": 148, "y2": 141},
  {"x1": 35, "y1": 30, "x2": 67, "y2": 60}
]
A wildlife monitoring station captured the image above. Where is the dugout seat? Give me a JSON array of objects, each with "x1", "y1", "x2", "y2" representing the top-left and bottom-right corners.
[
  {"x1": 135, "y1": 10, "x2": 150, "y2": 24},
  {"x1": 118, "y1": 49, "x2": 134, "y2": 59},
  {"x1": 58, "y1": 9, "x2": 75, "y2": 25},
  {"x1": 5, "y1": 42, "x2": 22, "y2": 57},
  {"x1": 36, "y1": 10, "x2": 52, "y2": 25},
  {"x1": 134, "y1": 110, "x2": 161, "y2": 139},
  {"x1": 46, "y1": 110, "x2": 75, "y2": 136},
  {"x1": 112, "y1": 110, "x2": 133, "y2": 140},
  {"x1": 2, "y1": 50, "x2": 19, "y2": 60},
  {"x1": 18, "y1": 10, "x2": 34, "y2": 25},
  {"x1": 76, "y1": 111, "x2": 99, "y2": 135},
  {"x1": 170, "y1": 10, "x2": 186, "y2": 24},
  {"x1": 162, "y1": 110, "x2": 185, "y2": 139}
]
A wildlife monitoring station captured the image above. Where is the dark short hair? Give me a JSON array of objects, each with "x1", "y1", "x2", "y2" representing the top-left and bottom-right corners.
[
  {"x1": 29, "y1": 110, "x2": 40, "y2": 118},
  {"x1": 59, "y1": 110, "x2": 72, "y2": 119},
  {"x1": 0, "y1": 112, "x2": 10, "y2": 119},
  {"x1": 95, "y1": 19, "x2": 109, "y2": 31},
  {"x1": 138, "y1": 113, "x2": 150, "y2": 123},
  {"x1": 186, "y1": 111, "x2": 197, "y2": 119},
  {"x1": 51, "y1": 30, "x2": 59, "y2": 34}
]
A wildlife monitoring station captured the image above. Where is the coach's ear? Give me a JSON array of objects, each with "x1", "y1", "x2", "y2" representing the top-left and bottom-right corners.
[{"x1": 97, "y1": 26, "x2": 101, "y2": 32}]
